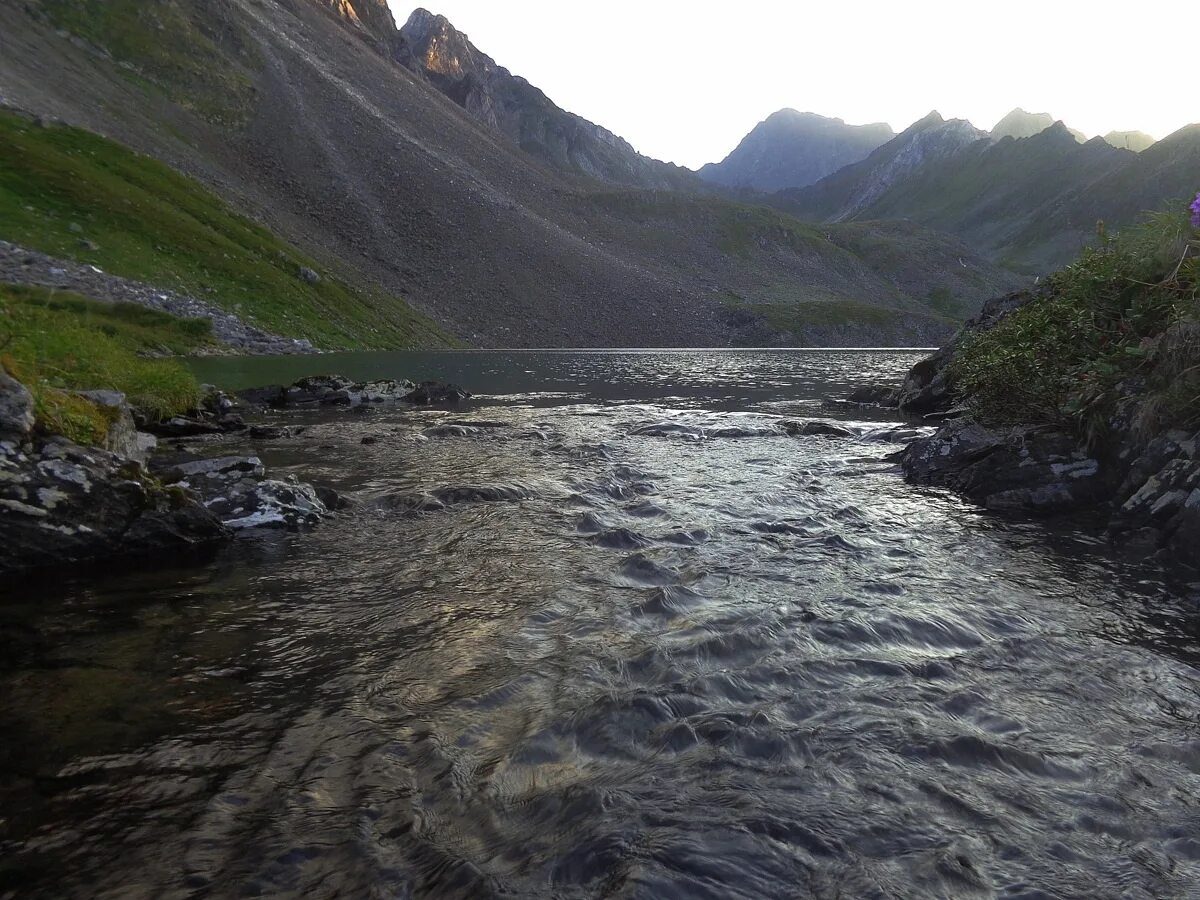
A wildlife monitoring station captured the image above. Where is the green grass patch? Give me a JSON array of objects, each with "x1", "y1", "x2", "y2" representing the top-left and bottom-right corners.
[
  {"x1": 950, "y1": 207, "x2": 1200, "y2": 442},
  {"x1": 1, "y1": 284, "x2": 208, "y2": 442},
  {"x1": 0, "y1": 111, "x2": 455, "y2": 350},
  {"x1": 721, "y1": 291, "x2": 908, "y2": 332}
]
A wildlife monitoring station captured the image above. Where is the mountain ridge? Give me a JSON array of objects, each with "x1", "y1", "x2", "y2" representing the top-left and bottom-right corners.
[
  {"x1": 697, "y1": 110, "x2": 894, "y2": 192},
  {"x1": 0, "y1": 1, "x2": 1023, "y2": 348}
]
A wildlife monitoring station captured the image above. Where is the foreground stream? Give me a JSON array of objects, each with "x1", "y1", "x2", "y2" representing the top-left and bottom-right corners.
[{"x1": 2, "y1": 350, "x2": 1200, "y2": 899}]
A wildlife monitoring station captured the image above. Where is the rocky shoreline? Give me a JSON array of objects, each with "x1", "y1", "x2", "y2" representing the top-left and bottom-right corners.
[
  {"x1": 0, "y1": 369, "x2": 470, "y2": 576},
  {"x1": 887, "y1": 290, "x2": 1200, "y2": 563}
]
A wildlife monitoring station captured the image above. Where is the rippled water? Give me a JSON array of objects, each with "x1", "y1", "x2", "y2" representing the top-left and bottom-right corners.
[{"x1": 3, "y1": 350, "x2": 1200, "y2": 899}]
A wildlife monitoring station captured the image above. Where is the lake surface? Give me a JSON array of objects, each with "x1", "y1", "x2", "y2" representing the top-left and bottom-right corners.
[{"x1": 3, "y1": 349, "x2": 1200, "y2": 899}]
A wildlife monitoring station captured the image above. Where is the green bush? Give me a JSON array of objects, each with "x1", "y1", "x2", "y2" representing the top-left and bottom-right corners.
[{"x1": 950, "y1": 207, "x2": 1199, "y2": 442}]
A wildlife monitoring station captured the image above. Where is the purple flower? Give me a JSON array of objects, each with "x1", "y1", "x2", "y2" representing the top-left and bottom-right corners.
[{"x1": 1192, "y1": 192, "x2": 1200, "y2": 228}]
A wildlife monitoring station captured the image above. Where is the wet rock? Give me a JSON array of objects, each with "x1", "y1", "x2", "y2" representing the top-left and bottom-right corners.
[
  {"x1": 846, "y1": 384, "x2": 900, "y2": 407},
  {"x1": 239, "y1": 376, "x2": 417, "y2": 408},
  {"x1": 901, "y1": 419, "x2": 1109, "y2": 514},
  {"x1": 203, "y1": 479, "x2": 326, "y2": 530},
  {"x1": 314, "y1": 485, "x2": 351, "y2": 511},
  {"x1": 0, "y1": 366, "x2": 35, "y2": 441},
  {"x1": 402, "y1": 380, "x2": 471, "y2": 405},
  {"x1": 781, "y1": 420, "x2": 856, "y2": 438},
  {"x1": 147, "y1": 416, "x2": 223, "y2": 439},
  {"x1": 161, "y1": 456, "x2": 266, "y2": 483},
  {"x1": 430, "y1": 483, "x2": 534, "y2": 505},
  {"x1": 0, "y1": 436, "x2": 229, "y2": 574},
  {"x1": 239, "y1": 385, "x2": 287, "y2": 408}
]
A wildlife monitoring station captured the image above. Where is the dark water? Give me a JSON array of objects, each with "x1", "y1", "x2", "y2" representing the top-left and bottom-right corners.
[{"x1": 3, "y1": 350, "x2": 1200, "y2": 899}]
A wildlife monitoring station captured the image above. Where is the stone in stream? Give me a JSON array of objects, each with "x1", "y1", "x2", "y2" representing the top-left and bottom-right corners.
[{"x1": 402, "y1": 380, "x2": 471, "y2": 405}]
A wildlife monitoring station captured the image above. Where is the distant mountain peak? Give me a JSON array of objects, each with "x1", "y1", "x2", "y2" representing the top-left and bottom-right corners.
[
  {"x1": 992, "y1": 108, "x2": 1086, "y2": 143},
  {"x1": 1103, "y1": 130, "x2": 1156, "y2": 152},
  {"x1": 698, "y1": 110, "x2": 894, "y2": 192}
]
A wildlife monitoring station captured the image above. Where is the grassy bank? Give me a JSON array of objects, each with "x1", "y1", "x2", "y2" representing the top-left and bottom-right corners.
[
  {"x1": 0, "y1": 110, "x2": 454, "y2": 349},
  {"x1": 1, "y1": 284, "x2": 208, "y2": 444},
  {"x1": 950, "y1": 206, "x2": 1199, "y2": 443}
]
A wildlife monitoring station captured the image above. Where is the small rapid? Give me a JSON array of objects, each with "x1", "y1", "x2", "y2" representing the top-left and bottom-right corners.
[{"x1": 2, "y1": 350, "x2": 1199, "y2": 899}]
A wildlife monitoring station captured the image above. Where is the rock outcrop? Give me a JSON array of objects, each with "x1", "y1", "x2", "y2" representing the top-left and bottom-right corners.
[
  {"x1": 396, "y1": 9, "x2": 698, "y2": 190},
  {"x1": 894, "y1": 296, "x2": 1200, "y2": 562},
  {"x1": 0, "y1": 384, "x2": 229, "y2": 573}
]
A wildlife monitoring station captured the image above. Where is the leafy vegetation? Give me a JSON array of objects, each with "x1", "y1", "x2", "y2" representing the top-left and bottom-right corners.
[
  {"x1": 0, "y1": 284, "x2": 209, "y2": 443},
  {"x1": 0, "y1": 111, "x2": 455, "y2": 349},
  {"x1": 950, "y1": 207, "x2": 1199, "y2": 443},
  {"x1": 37, "y1": 0, "x2": 258, "y2": 124}
]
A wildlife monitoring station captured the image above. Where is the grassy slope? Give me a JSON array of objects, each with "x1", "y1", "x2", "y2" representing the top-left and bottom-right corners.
[
  {"x1": 0, "y1": 111, "x2": 454, "y2": 350},
  {"x1": 584, "y1": 191, "x2": 998, "y2": 334},
  {"x1": 38, "y1": 0, "x2": 258, "y2": 125},
  {"x1": 1, "y1": 284, "x2": 209, "y2": 443}
]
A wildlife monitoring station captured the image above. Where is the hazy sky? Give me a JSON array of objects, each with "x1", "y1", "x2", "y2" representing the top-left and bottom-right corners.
[{"x1": 387, "y1": 1, "x2": 1194, "y2": 169}]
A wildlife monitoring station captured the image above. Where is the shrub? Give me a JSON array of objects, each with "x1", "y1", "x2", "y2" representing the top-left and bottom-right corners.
[{"x1": 949, "y1": 205, "x2": 1199, "y2": 443}]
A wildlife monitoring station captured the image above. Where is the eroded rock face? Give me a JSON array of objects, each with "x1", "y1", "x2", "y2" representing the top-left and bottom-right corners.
[
  {"x1": 901, "y1": 419, "x2": 1109, "y2": 514},
  {"x1": 0, "y1": 366, "x2": 34, "y2": 440},
  {"x1": 0, "y1": 437, "x2": 229, "y2": 575}
]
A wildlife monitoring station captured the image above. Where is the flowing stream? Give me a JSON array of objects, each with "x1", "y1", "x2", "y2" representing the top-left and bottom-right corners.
[{"x1": 2, "y1": 350, "x2": 1199, "y2": 899}]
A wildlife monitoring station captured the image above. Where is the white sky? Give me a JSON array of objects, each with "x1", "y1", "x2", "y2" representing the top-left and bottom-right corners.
[{"x1": 387, "y1": 1, "x2": 1196, "y2": 170}]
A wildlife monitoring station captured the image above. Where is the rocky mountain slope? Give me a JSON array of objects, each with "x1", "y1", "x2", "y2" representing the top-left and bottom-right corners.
[
  {"x1": 0, "y1": 1, "x2": 1023, "y2": 347},
  {"x1": 772, "y1": 112, "x2": 991, "y2": 222},
  {"x1": 395, "y1": 8, "x2": 698, "y2": 191},
  {"x1": 697, "y1": 110, "x2": 894, "y2": 192},
  {"x1": 775, "y1": 113, "x2": 1199, "y2": 273}
]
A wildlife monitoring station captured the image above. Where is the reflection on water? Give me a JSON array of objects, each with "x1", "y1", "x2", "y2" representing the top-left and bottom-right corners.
[{"x1": 3, "y1": 350, "x2": 1200, "y2": 899}]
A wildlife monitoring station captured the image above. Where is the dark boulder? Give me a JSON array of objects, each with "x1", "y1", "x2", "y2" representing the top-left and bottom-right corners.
[
  {"x1": 846, "y1": 384, "x2": 900, "y2": 407},
  {"x1": 403, "y1": 380, "x2": 471, "y2": 405},
  {"x1": 901, "y1": 419, "x2": 1109, "y2": 514},
  {"x1": 0, "y1": 437, "x2": 229, "y2": 574},
  {"x1": 147, "y1": 416, "x2": 223, "y2": 438},
  {"x1": 781, "y1": 420, "x2": 857, "y2": 438}
]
